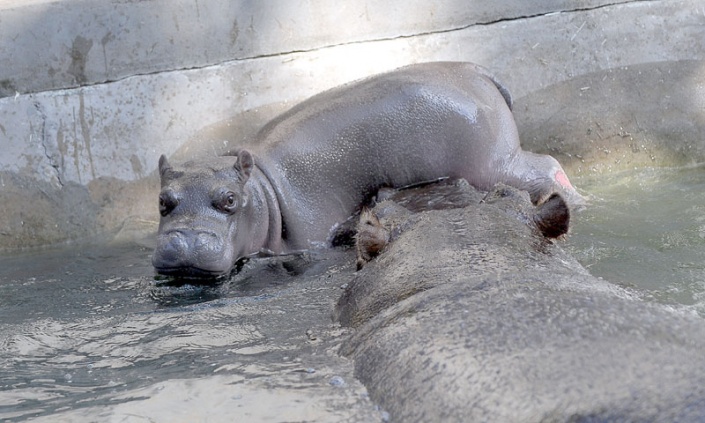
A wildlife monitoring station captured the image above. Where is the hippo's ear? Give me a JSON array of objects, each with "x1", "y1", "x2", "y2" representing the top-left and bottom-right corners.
[
  {"x1": 533, "y1": 193, "x2": 570, "y2": 238},
  {"x1": 235, "y1": 150, "x2": 254, "y2": 181},
  {"x1": 158, "y1": 154, "x2": 171, "y2": 178}
]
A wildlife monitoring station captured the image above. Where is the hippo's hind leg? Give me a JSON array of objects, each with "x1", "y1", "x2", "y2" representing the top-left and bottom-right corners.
[{"x1": 507, "y1": 151, "x2": 584, "y2": 208}]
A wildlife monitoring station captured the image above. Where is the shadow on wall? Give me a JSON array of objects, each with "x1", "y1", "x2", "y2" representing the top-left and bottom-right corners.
[
  {"x1": 1, "y1": 0, "x2": 248, "y2": 97},
  {"x1": 0, "y1": 1, "x2": 172, "y2": 249}
]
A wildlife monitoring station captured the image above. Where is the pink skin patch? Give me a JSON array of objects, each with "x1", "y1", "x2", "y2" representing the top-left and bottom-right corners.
[{"x1": 554, "y1": 169, "x2": 574, "y2": 190}]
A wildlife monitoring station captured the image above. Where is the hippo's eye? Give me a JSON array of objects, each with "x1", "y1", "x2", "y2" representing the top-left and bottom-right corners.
[
  {"x1": 215, "y1": 191, "x2": 238, "y2": 214},
  {"x1": 159, "y1": 190, "x2": 178, "y2": 216}
]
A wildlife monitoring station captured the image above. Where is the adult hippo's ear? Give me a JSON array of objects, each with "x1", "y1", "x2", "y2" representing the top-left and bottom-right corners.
[
  {"x1": 533, "y1": 193, "x2": 570, "y2": 238},
  {"x1": 235, "y1": 150, "x2": 254, "y2": 182}
]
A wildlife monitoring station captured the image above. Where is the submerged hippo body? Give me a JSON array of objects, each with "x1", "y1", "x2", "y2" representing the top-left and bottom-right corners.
[{"x1": 153, "y1": 62, "x2": 579, "y2": 277}]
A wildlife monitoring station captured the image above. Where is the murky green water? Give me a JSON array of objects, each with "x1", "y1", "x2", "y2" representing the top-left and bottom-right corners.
[
  {"x1": 0, "y1": 241, "x2": 383, "y2": 422},
  {"x1": 567, "y1": 165, "x2": 705, "y2": 315}
]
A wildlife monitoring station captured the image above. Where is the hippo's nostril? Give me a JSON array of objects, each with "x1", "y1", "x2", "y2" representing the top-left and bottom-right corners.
[
  {"x1": 194, "y1": 232, "x2": 219, "y2": 252},
  {"x1": 155, "y1": 230, "x2": 190, "y2": 261}
]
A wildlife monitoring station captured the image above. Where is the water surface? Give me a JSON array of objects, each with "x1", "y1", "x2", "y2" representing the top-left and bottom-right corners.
[
  {"x1": 3, "y1": 164, "x2": 705, "y2": 421},
  {"x1": 567, "y1": 165, "x2": 705, "y2": 315},
  {"x1": 0, "y1": 240, "x2": 383, "y2": 422}
]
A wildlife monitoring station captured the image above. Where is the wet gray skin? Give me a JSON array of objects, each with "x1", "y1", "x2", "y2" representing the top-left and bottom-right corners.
[
  {"x1": 153, "y1": 153, "x2": 282, "y2": 277},
  {"x1": 336, "y1": 182, "x2": 705, "y2": 422},
  {"x1": 153, "y1": 62, "x2": 582, "y2": 277},
  {"x1": 354, "y1": 180, "x2": 571, "y2": 270}
]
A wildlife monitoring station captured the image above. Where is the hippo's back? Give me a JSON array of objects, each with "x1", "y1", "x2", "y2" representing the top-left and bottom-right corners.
[{"x1": 253, "y1": 62, "x2": 520, "y2": 248}]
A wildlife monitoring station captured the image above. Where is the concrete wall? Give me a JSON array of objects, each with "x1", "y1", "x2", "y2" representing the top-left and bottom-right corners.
[
  {"x1": 1, "y1": 0, "x2": 704, "y2": 249},
  {"x1": 2, "y1": 0, "x2": 637, "y2": 97}
]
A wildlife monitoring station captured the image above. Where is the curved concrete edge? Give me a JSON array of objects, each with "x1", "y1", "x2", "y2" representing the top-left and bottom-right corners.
[
  {"x1": 1, "y1": 0, "x2": 704, "y2": 249},
  {"x1": 516, "y1": 60, "x2": 705, "y2": 176}
]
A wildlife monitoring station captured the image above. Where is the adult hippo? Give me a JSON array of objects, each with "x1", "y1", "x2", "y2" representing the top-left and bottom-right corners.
[
  {"x1": 336, "y1": 183, "x2": 705, "y2": 421},
  {"x1": 153, "y1": 62, "x2": 580, "y2": 277}
]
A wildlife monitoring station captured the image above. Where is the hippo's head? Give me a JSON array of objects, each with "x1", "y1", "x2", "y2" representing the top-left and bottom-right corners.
[{"x1": 152, "y1": 152, "x2": 257, "y2": 278}]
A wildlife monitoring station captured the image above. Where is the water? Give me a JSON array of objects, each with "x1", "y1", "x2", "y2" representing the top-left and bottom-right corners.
[
  {"x1": 3, "y1": 165, "x2": 705, "y2": 421},
  {"x1": 0, "y1": 239, "x2": 383, "y2": 422},
  {"x1": 567, "y1": 165, "x2": 705, "y2": 315}
]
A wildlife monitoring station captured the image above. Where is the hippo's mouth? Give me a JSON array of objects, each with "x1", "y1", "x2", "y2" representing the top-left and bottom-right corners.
[
  {"x1": 152, "y1": 228, "x2": 237, "y2": 279},
  {"x1": 153, "y1": 265, "x2": 231, "y2": 279}
]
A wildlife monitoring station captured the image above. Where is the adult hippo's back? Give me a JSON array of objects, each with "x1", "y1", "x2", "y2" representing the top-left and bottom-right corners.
[{"x1": 153, "y1": 62, "x2": 580, "y2": 277}]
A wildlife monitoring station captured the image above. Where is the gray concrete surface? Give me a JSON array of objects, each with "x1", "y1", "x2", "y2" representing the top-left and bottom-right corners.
[
  {"x1": 1, "y1": 0, "x2": 632, "y2": 97},
  {"x1": 515, "y1": 60, "x2": 705, "y2": 175},
  {"x1": 1, "y1": 0, "x2": 704, "y2": 248}
]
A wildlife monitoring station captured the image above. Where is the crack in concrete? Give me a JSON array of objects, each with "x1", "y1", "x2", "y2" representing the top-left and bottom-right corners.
[
  {"x1": 127, "y1": 0, "x2": 659, "y2": 80},
  {"x1": 321, "y1": 0, "x2": 652, "y2": 44},
  {"x1": 472, "y1": 0, "x2": 655, "y2": 27},
  {"x1": 12, "y1": 0, "x2": 661, "y2": 96},
  {"x1": 34, "y1": 101, "x2": 64, "y2": 187}
]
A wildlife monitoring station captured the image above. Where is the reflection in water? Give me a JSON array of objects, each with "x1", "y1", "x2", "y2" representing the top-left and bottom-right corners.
[
  {"x1": 568, "y1": 165, "x2": 705, "y2": 315},
  {"x1": 0, "y1": 242, "x2": 382, "y2": 422}
]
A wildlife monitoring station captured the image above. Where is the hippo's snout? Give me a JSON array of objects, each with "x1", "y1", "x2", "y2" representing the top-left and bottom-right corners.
[{"x1": 152, "y1": 229, "x2": 234, "y2": 277}]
